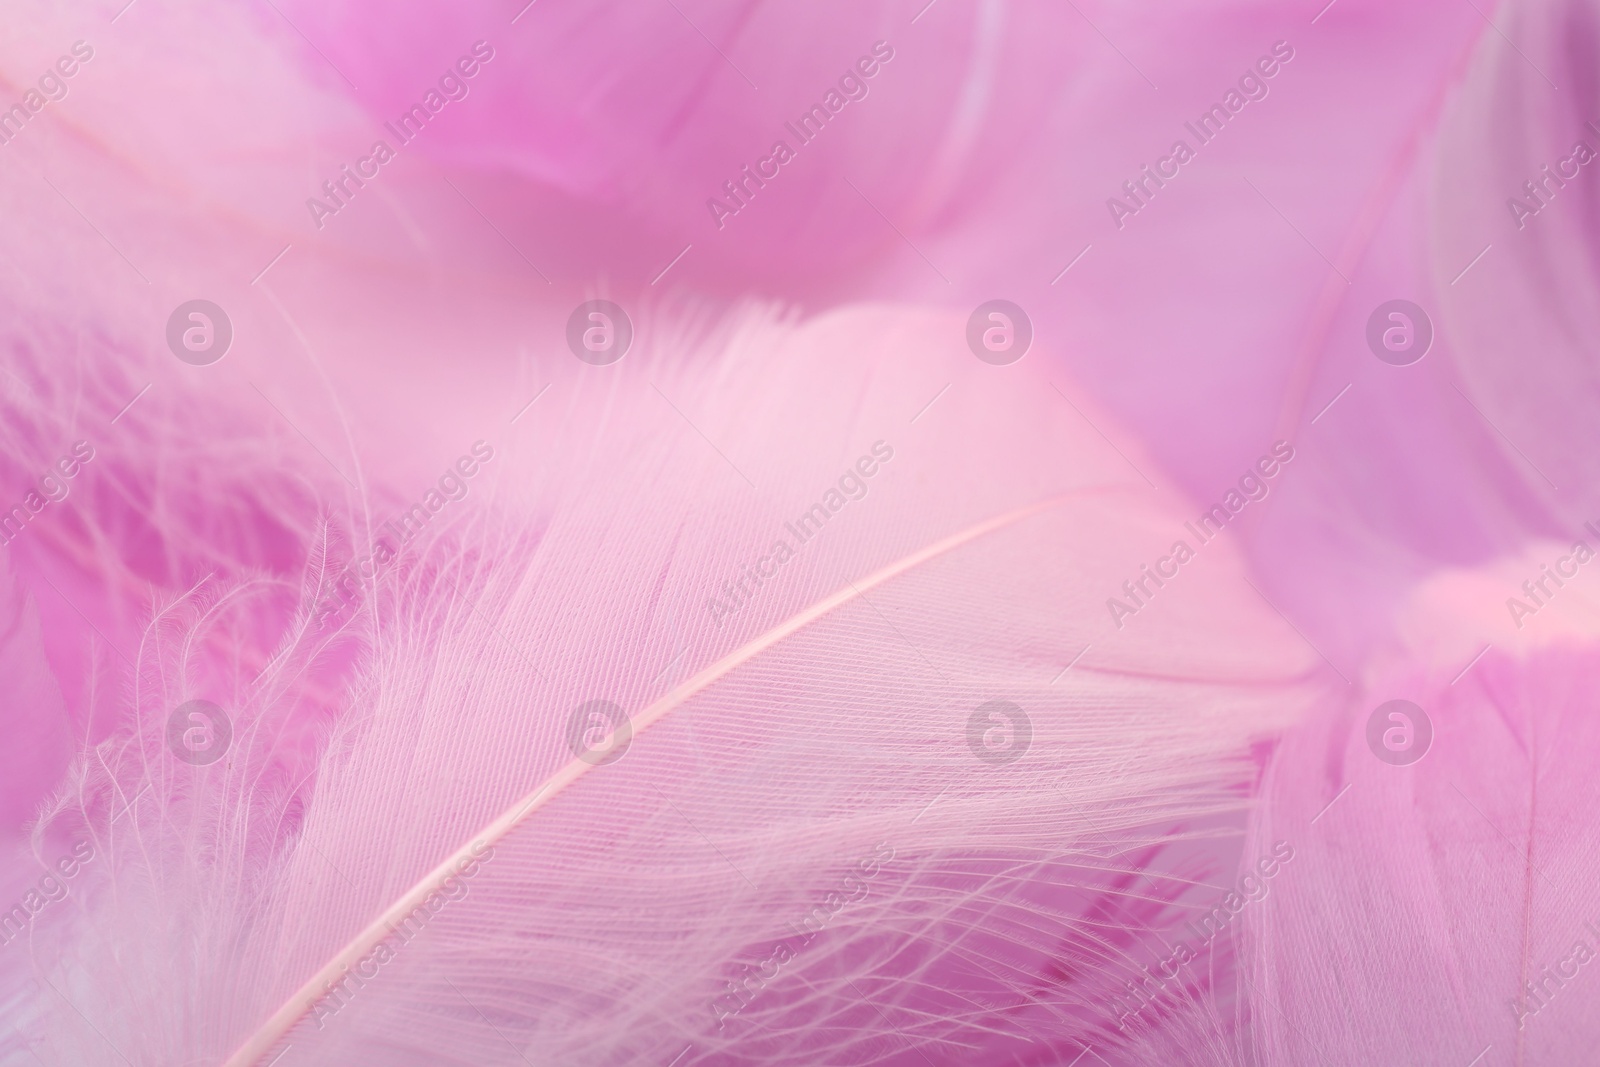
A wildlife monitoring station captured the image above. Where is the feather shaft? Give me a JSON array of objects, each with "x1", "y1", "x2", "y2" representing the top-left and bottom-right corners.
[{"x1": 220, "y1": 492, "x2": 1078, "y2": 1066}]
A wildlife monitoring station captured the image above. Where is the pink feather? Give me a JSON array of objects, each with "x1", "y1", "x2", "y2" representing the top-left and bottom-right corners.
[
  {"x1": 1244, "y1": 551, "x2": 1600, "y2": 1066},
  {"x1": 1, "y1": 0, "x2": 1596, "y2": 1063},
  {"x1": 7, "y1": 293, "x2": 1332, "y2": 1064}
]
